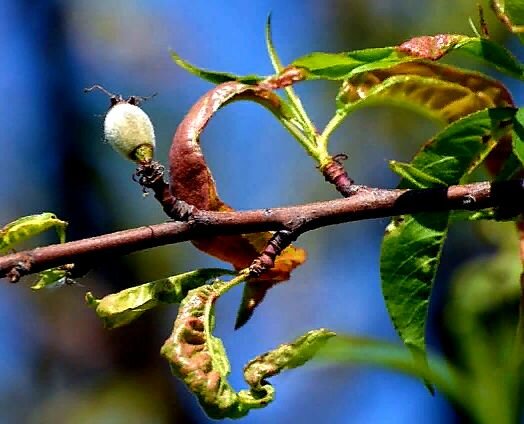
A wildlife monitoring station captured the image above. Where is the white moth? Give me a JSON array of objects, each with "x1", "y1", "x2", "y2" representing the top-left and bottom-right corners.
[{"x1": 85, "y1": 85, "x2": 156, "y2": 163}]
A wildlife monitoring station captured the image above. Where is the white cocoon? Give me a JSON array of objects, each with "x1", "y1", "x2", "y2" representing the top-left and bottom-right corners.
[{"x1": 104, "y1": 102, "x2": 155, "y2": 160}]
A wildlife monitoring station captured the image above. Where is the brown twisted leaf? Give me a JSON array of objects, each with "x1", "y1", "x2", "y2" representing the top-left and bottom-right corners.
[
  {"x1": 160, "y1": 278, "x2": 334, "y2": 419},
  {"x1": 169, "y1": 81, "x2": 306, "y2": 328}
]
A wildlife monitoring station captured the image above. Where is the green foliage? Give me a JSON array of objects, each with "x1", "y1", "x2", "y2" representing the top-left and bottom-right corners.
[
  {"x1": 511, "y1": 108, "x2": 524, "y2": 165},
  {"x1": 17, "y1": 2, "x2": 524, "y2": 420},
  {"x1": 292, "y1": 36, "x2": 524, "y2": 81},
  {"x1": 335, "y1": 62, "x2": 514, "y2": 122},
  {"x1": 0, "y1": 213, "x2": 67, "y2": 254},
  {"x1": 170, "y1": 51, "x2": 265, "y2": 84},
  {"x1": 389, "y1": 160, "x2": 447, "y2": 188},
  {"x1": 316, "y1": 336, "x2": 464, "y2": 404},
  {"x1": 381, "y1": 108, "x2": 515, "y2": 363},
  {"x1": 292, "y1": 48, "x2": 413, "y2": 80},
  {"x1": 86, "y1": 268, "x2": 235, "y2": 329},
  {"x1": 492, "y1": 0, "x2": 524, "y2": 43},
  {"x1": 31, "y1": 267, "x2": 72, "y2": 290}
]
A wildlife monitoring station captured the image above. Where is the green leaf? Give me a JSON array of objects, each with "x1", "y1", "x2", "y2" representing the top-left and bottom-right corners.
[
  {"x1": 170, "y1": 51, "x2": 265, "y2": 84},
  {"x1": 0, "y1": 212, "x2": 67, "y2": 254},
  {"x1": 505, "y1": 0, "x2": 524, "y2": 26},
  {"x1": 292, "y1": 47, "x2": 406, "y2": 80},
  {"x1": 495, "y1": 152, "x2": 523, "y2": 180},
  {"x1": 315, "y1": 336, "x2": 464, "y2": 403},
  {"x1": 380, "y1": 107, "x2": 516, "y2": 364},
  {"x1": 452, "y1": 37, "x2": 524, "y2": 79},
  {"x1": 389, "y1": 160, "x2": 447, "y2": 188},
  {"x1": 292, "y1": 36, "x2": 524, "y2": 81},
  {"x1": 445, "y1": 243, "x2": 522, "y2": 421},
  {"x1": 511, "y1": 108, "x2": 524, "y2": 166},
  {"x1": 265, "y1": 14, "x2": 283, "y2": 72},
  {"x1": 400, "y1": 108, "x2": 515, "y2": 185},
  {"x1": 449, "y1": 209, "x2": 501, "y2": 222},
  {"x1": 160, "y1": 278, "x2": 334, "y2": 419},
  {"x1": 449, "y1": 251, "x2": 521, "y2": 323},
  {"x1": 241, "y1": 328, "x2": 335, "y2": 396},
  {"x1": 492, "y1": 0, "x2": 524, "y2": 43},
  {"x1": 382, "y1": 213, "x2": 449, "y2": 355},
  {"x1": 86, "y1": 268, "x2": 234, "y2": 329},
  {"x1": 31, "y1": 266, "x2": 73, "y2": 290}
]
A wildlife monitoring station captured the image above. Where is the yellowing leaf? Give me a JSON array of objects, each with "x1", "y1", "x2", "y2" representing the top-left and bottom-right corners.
[
  {"x1": 0, "y1": 212, "x2": 67, "y2": 254},
  {"x1": 336, "y1": 61, "x2": 516, "y2": 178},
  {"x1": 86, "y1": 269, "x2": 234, "y2": 329},
  {"x1": 337, "y1": 61, "x2": 514, "y2": 123}
]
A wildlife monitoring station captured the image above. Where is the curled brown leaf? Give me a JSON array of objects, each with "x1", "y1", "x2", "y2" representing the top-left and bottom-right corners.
[{"x1": 169, "y1": 81, "x2": 306, "y2": 327}]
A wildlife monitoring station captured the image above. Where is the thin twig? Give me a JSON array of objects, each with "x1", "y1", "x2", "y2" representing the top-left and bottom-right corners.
[{"x1": 1, "y1": 179, "x2": 523, "y2": 281}]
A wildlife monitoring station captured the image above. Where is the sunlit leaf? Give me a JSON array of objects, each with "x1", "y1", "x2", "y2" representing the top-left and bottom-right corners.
[
  {"x1": 0, "y1": 212, "x2": 67, "y2": 254},
  {"x1": 380, "y1": 108, "x2": 516, "y2": 365},
  {"x1": 292, "y1": 47, "x2": 407, "y2": 80},
  {"x1": 333, "y1": 61, "x2": 516, "y2": 179},
  {"x1": 336, "y1": 62, "x2": 514, "y2": 122},
  {"x1": 160, "y1": 278, "x2": 333, "y2": 419},
  {"x1": 31, "y1": 266, "x2": 75, "y2": 290},
  {"x1": 86, "y1": 268, "x2": 234, "y2": 329},
  {"x1": 292, "y1": 35, "x2": 524, "y2": 80},
  {"x1": 171, "y1": 51, "x2": 265, "y2": 84},
  {"x1": 511, "y1": 108, "x2": 524, "y2": 166}
]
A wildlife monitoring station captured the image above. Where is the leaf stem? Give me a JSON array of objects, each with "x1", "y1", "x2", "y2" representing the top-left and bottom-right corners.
[
  {"x1": 202, "y1": 271, "x2": 250, "y2": 358},
  {"x1": 278, "y1": 116, "x2": 326, "y2": 162},
  {"x1": 265, "y1": 16, "x2": 313, "y2": 130},
  {"x1": 319, "y1": 108, "x2": 351, "y2": 152},
  {"x1": 265, "y1": 15, "x2": 321, "y2": 156},
  {"x1": 217, "y1": 270, "x2": 251, "y2": 296}
]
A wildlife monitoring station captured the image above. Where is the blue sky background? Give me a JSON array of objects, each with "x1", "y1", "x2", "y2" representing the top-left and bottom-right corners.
[{"x1": 0, "y1": 0, "x2": 515, "y2": 422}]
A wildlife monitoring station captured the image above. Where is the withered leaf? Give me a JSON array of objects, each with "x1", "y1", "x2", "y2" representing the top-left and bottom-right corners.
[{"x1": 169, "y1": 81, "x2": 306, "y2": 327}]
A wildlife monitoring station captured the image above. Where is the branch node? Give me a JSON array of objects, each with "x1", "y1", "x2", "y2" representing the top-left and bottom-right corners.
[
  {"x1": 134, "y1": 161, "x2": 166, "y2": 194},
  {"x1": 169, "y1": 200, "x2": 196, "y2": 222},
  {"x1": 249, "y1": 229, "x2": 297, "y2": 277},
  {"x1": 6, "y1": 258, "x2": 32, "y2": 283},
  {"x1": 322, "y1": 154, "x2": 357, "y2": 197},
  {"x1": 134, "y1": 161, "x2": 197, "y2": 221}
]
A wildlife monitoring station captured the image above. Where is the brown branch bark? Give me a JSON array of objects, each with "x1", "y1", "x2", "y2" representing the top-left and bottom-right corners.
[{"x1": 2, "y1": 179, "x2": 523, "y2": 281}]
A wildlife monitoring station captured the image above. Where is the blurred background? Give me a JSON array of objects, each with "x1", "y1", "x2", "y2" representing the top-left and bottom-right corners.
[{"x1": 1, "y1": 0, "x2": 522, "y2": 422}]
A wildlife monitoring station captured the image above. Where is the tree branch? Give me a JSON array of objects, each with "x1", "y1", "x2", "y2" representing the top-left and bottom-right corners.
[{"x1": 2, "y1": 179, "x2": 523, "y2": 281}]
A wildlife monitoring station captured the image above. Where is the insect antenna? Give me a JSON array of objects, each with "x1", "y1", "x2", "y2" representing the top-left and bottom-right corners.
[
  {"x1": 84, "y1": 84, "x2": 116, "y2": 97},
  {"x1": 128, "y1": 92, "x2": 158, "y2": 106},
  {"x1": 84, "y1": 84, "x2": 124, "y2": 106}
]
